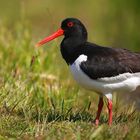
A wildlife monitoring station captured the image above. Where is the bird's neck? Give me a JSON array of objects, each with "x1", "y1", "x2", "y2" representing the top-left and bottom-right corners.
[{"x1": 60, "y1": 36, "x2": 86, "y2": 65}]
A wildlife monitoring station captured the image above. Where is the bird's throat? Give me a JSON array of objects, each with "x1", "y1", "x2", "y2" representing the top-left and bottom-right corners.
[{"x1": 60, "y1": 37, "x2": 85, "y2": 65}]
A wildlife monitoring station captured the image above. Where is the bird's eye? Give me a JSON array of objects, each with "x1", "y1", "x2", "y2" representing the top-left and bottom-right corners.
[{"x1": 67, "y1": 22, "x2": 74, "y2": 27}]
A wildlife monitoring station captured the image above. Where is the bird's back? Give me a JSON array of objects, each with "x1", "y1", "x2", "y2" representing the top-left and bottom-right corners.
[{"x1": 80, "y1": 42, "x2": 140, "y2": 79}]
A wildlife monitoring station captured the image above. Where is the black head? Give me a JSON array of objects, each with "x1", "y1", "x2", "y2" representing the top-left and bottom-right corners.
[
  {"x1": 61, "y1": 18, "x2": 87, "y2": 40},
  {"x1": 36, "y1": 18, "x2": 88, "y2": 46},
  {"x1": 36, "y1": 18, "x2": 88, "y2": 64}
]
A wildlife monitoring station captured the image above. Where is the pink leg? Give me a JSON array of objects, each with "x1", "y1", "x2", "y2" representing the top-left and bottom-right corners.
[
  {"x1": 107, "y1": 99, "x2": 113, "y2": 126},
  {"x1": 95, "y1": 97, "x2": 104, "y2": 126}
]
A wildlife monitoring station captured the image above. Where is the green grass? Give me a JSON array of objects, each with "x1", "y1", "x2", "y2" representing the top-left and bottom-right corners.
[
  {"x1": 0, "y1": 21, "x2": 140, "y2": 140},
  {"x1": 0, "y1": 0, "x2": 140, "y2": 139}
]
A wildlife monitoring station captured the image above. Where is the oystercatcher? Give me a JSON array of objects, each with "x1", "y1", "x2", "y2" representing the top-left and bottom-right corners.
[{"x1": 36, "y1": 18, "x2": 140, "y2": 125}]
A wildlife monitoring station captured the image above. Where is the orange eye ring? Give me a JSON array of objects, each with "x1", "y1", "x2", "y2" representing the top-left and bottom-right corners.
[{"x1": 67, "y1": 22, "x2": 74, "y2": 27}]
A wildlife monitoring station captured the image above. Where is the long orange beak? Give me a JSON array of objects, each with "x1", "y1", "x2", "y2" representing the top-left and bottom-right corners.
[{"x1": 36, "y1": 28, "x2": 64, "y2": 47}]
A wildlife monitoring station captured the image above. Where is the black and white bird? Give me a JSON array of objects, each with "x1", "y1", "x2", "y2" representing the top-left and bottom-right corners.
[{"x1": 36, "y1": 18, "x2": 140, "y2": 125}]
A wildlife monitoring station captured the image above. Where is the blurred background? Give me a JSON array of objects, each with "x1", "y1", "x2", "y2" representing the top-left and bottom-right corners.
[
  {"x1": 0, "y1": 0, "x2": 140, "y2": 50},
  {"x1": 1, "y1": 1, "x2": 140, "y2": 138},
  {"x1": 0, "y1": 0, "x2": 140, "y2": 107}
]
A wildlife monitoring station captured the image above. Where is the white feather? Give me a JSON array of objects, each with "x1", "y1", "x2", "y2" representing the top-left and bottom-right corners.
[{"x1": 70, "y1": 54, "x2": 140, "y2": 96}]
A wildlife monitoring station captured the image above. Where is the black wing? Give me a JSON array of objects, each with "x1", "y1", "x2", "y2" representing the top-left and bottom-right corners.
[{"x1": 80, "y1": 42, "x2": 140, "y2": 79}]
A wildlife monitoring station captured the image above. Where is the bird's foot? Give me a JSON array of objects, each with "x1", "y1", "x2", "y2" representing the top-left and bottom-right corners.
[
  {"x1": 94, "y1": 119, "x2": 99, "y2": 126},
  {"x1": 91, "y1": 119, "x2": 99, "y2": 126}
]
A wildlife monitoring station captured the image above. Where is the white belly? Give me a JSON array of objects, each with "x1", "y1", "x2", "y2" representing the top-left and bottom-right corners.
[{"x1": 70, "y1": 55, "x2": 140, "y2": 94}]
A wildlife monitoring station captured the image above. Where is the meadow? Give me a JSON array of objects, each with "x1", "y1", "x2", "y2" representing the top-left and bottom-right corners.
[{"x1": 0, "y1": 0, "x2": 140, "y2": 139}]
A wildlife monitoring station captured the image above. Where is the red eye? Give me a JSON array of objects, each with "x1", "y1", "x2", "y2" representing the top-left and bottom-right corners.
[{"x1": 67, "y1": 22, "x2": 74, "y2": 27}]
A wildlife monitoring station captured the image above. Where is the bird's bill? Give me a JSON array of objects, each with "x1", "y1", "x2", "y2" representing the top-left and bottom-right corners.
[{"x1": 36, "y1": 28, "x2": 64, "y2": 47}]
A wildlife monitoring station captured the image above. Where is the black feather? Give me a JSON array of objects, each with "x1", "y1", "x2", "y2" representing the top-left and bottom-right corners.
[
  {"x1": 60, "y1": 18, "x2": 140, "y2": 79},
  {"x1": 80, "y1": 42, "x2": 140, "y2": 79}
]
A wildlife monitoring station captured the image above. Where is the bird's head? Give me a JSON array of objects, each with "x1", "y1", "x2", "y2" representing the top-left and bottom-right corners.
[{"x1": 36, "y1": 18, "x2": 87, "y2": 47}]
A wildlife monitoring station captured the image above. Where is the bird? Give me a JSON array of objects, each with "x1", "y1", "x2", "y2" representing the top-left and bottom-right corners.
[{"x1": 36, "y1": 18, "x2": 140, "y2": 126}]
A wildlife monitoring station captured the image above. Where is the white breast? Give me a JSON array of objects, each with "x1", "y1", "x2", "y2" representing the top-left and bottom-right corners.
[{"x1": 70, "y1": 54, "x2": 140, "y2": 94}]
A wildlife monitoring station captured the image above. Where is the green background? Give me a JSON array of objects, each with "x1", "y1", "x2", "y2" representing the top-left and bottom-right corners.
[{"x1": 0, "y1": 0, "x2": 140, "y2": 139}]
